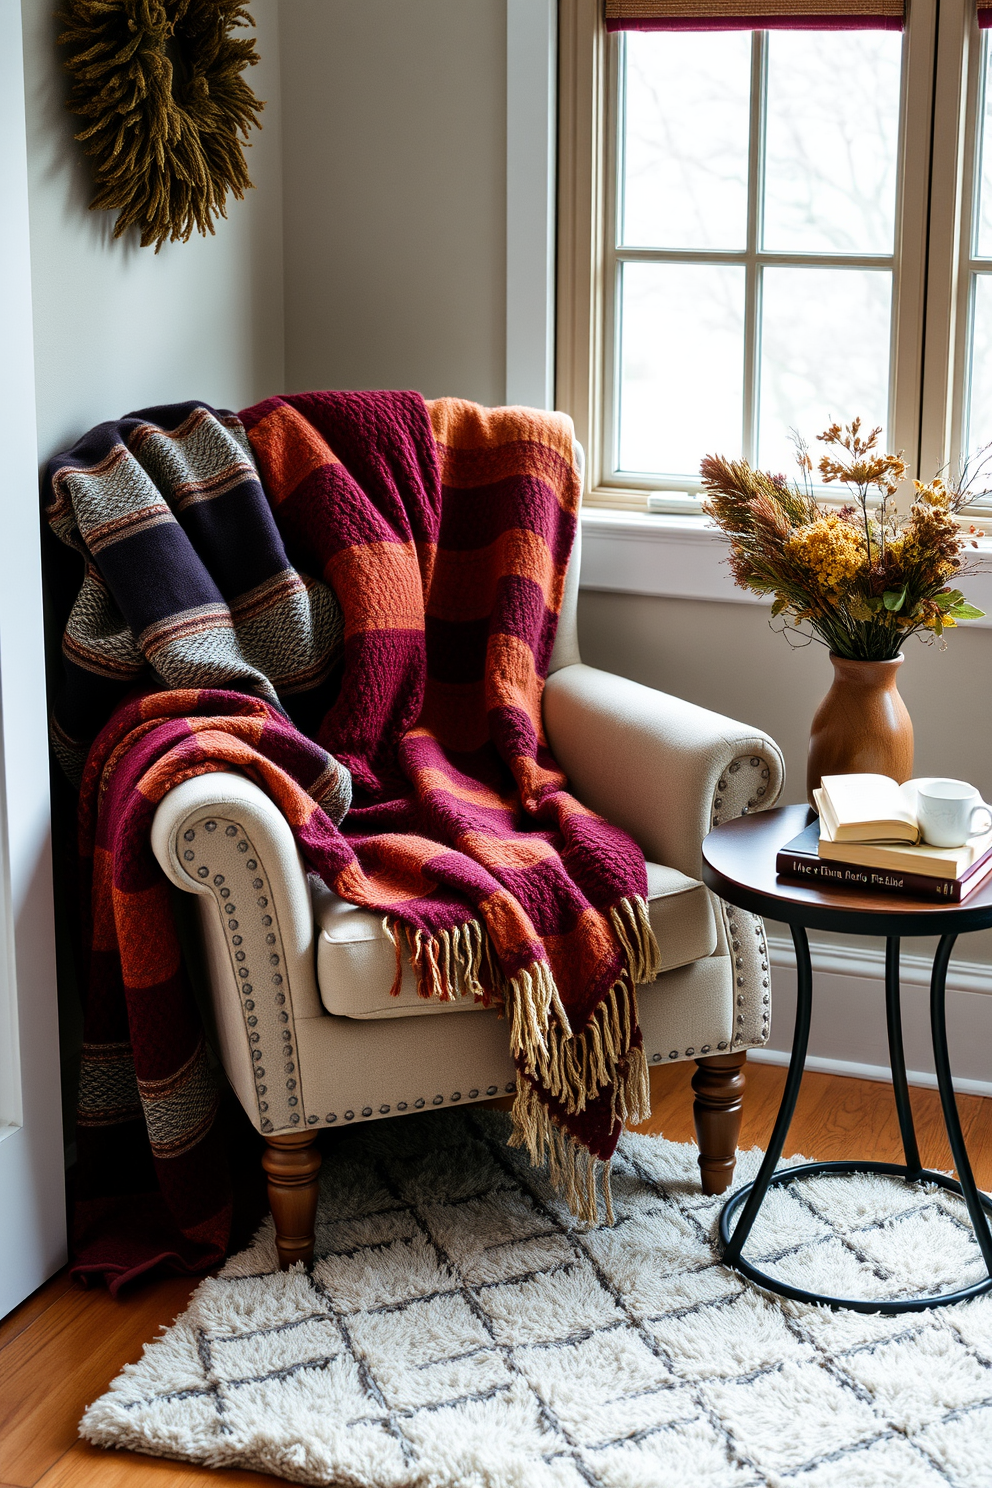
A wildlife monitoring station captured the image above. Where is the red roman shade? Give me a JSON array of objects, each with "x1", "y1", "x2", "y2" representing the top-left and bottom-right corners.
[{"x1": 605, "y1": 0, "x2": 904, "y2": 29}]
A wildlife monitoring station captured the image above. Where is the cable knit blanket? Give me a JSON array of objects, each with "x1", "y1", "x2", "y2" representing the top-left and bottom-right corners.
[
  {"x1": 43, "y1": 401, "x2": 348, "y2": 791},
  {"x1": 242, "y1": 391, "x2": 659, "y2": 1221}
]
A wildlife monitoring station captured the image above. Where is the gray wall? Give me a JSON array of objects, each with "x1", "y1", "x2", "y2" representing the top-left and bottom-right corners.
[
  {"x1": 578, "y1": 589, "x2": 992, "y2": 964},
  {"x1": 21, "y1": 0, "x2": 286, "y2": 461},
  {"x1": 279, "y1": 0, "x2": 507, "y2": 405},
  {"x1": 20, "y1": 0, "x2": 286, "y2": 1138}
]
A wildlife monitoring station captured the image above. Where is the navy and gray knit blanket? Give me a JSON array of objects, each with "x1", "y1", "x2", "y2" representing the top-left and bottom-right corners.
[{"x1": 43, "y1": 401, "x2": 347, "y2": 790}]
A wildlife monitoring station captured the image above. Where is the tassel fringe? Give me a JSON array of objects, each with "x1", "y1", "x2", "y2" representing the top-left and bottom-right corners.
[
  {"x1": 506, "y1": 1052, "x2": 650, "y2": 1227},
  {"x1": 385, "y1": 894, "x2": 660, "y2": 1224}
]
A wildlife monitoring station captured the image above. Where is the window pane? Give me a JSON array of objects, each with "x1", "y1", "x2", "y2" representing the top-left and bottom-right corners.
[
  {"x1": 976, "y1": 37, "x2": 992, "y2": 258},
  {"x1": 621, "y1": 32, "x2": 751, "y2": 251},
  {"x1": 617, "y1": 262, "x2": 746, "y2": 477},
  {"x1": 759, "y1": 267, "x2": 891, "y2": 471},
  {"x1": 763, "y1": 33, "x2": 901, "y2": 255},
  {"x1": 966, "y1": 274, "x2": 992, "y2": 456}
]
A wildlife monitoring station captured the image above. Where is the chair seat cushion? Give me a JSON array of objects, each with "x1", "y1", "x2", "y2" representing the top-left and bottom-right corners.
[{"x1": 312, "y1": 862, "x2": 717, "y2": 1020}]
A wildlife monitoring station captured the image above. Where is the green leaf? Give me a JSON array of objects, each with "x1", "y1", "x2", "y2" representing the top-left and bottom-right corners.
[
  {"x1": 770, "y1": 596, "x2": 788, "y2": 617},
  {"x1": 882, "y1": 587, "x2": 907, "y2": 612},
  {"x1": 865, "y1": 595, "x2": 884, "y2": 613},
  {"x1": 935, "y1": 590, "x2": 964, "y2": 611},
  {"x1": 947, "y1": 602, "x2": 986, "y2": 620}
]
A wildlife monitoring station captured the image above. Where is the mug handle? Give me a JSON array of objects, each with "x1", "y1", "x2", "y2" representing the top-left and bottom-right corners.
[{"x1": 968, "y1": 804, "x2": 992, "y2": 838}]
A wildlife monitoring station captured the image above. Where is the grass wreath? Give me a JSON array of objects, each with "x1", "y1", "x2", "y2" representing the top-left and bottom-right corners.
[{"x1": 58, "y1": 0, "x2": 264, "y2": 251}]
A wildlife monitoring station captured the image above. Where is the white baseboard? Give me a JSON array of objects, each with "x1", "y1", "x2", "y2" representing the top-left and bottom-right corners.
[
  {"x1": 761, "y1": 932, "x2": 992, "y2": 1095},
  {"x1": 748, "y1": 1047, "x2": 992, "y2": 1100}
]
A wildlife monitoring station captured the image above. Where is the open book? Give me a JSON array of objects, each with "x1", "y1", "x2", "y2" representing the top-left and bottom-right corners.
[{"x1": 815, "y1": 774, "x2": 920, "y2": 845}]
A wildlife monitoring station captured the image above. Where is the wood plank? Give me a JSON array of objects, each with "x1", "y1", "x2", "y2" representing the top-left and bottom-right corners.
[
  {"x1": 33, "y1": 1442, "x2": 290, "y2": 1488},
  {"x1": 0, "y1": 1276, "x2": 200, "y2": 1488},
  {"x1": 0, "y1": 1270, "x2": 74, "y2": 1355},
  {"x1": 637, "y1": 1059, "x2": 992, "y2": 1189}
]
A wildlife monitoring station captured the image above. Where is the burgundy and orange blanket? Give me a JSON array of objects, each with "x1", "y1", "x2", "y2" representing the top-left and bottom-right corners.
[{"x1": 49, "y1": 391, "x2": 660, "y2": 1288}]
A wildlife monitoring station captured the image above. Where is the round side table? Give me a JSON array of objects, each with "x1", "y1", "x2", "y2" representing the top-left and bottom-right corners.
[{"x1": 702, "y1": 803, "x2": 992, "y2": 1314}]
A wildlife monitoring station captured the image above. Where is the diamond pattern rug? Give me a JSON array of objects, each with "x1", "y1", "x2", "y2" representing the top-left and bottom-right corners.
[{"x1": 81, "y1": 1109, "x2": 992, "y2": 1487}]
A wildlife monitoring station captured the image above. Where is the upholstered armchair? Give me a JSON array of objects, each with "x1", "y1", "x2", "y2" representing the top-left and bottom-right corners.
[{"x1": 150, "y1": 516, "x2": 785, "y2": 1267}]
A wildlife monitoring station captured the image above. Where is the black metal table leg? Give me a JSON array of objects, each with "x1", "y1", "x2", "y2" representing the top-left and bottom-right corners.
[
  {"x1": 718, "y1": 925, "x2": 992, "y2": 1313},
  {"x1": 930, "y1": 932, "x2": 992, "y2": 1275},
  {"x1": 721, "y1": 922, "x2": 813, "y2": 1266},
  {"x1": 885, "y1": 937, "x2": 922, "y2": 1178}
]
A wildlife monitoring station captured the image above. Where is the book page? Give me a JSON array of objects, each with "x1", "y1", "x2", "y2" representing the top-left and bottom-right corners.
[{"x1": 819, "y1": 774, "x2": 918, "y2": 840}]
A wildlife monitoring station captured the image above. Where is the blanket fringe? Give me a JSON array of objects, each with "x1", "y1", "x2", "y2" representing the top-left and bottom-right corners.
[
  {"x1": 385, "y1": 894, "x2": 659, "y2": 1223},
  {"x1": 383, "y1": 915, "x2": 490, "y2": 1004},
  {"x1": 507, "y1": 1045, "x2": 649, "y2": 1226},
  {"x1": 609, "y1": 896, "x2": 662, "y2": 986},
  {"x1": 509, "y1": 1078, "x2": 612, "y2": 1225}
]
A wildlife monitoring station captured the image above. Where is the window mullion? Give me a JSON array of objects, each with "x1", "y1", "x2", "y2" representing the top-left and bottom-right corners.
[
  {"x1": 742, "y1": 30, "x2": 767, "y2": 466},
  {"x1": 919, "y1": 0, "x2": 974, "y2": 480}
]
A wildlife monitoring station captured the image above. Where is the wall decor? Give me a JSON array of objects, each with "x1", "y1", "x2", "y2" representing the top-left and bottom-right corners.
[{"x1": 58, "y1": 0, "x2": 264, "y2": 251}]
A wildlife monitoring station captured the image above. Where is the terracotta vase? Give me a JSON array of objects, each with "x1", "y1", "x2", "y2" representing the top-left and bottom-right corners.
[{"x1": 806, "y1": 653, "x2": 914, "y2": 808}]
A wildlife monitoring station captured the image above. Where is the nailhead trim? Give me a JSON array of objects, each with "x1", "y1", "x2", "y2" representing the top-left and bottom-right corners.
[{"x1": 180, "y1": 818, "x2": 306, "y2": 1135}]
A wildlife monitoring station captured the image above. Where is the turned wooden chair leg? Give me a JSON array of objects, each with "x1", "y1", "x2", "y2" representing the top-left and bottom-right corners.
[
  {"x1": 692, "y1": 1052, "x2": 747, "y2": 1195},
  {"x1": 261, "y1": 1131, "x2": 322, "y2": 1269}
]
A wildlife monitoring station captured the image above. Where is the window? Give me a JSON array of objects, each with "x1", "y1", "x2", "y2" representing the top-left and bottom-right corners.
[
  {"x1": 960, "y1": 28, "x2": 992, "y2": 463},
  {"x1": 558, "y1": 0, "x2": 992, "y2": 513}
]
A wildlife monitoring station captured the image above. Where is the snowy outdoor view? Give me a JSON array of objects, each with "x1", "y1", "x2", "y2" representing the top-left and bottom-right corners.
[{"x1": 616, "y1": 29, "x2": 901, "y2": 479}]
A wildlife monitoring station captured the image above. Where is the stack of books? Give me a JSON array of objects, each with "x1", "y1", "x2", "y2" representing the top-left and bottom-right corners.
[{"x1": 777, "y1": 774, "x2": 992, "y2": 903}]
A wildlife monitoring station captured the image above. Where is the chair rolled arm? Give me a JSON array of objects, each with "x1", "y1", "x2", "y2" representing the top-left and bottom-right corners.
[
  {"x1": 151, "y1": 772, "x2": 323, "y2": 1135},
  {"x1": 542, "y1": 662, "x2": 785, "y2": 881}
]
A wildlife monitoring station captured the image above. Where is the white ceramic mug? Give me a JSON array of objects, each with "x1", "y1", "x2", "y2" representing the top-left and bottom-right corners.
[{"x1": 917, "y1": 779, "x2": 992, "y2": 848}]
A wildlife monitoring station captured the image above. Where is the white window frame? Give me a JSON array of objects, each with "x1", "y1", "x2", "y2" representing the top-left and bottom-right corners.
[{"x1": 557, "y1": 0, "x2": 992, "y2": 515}]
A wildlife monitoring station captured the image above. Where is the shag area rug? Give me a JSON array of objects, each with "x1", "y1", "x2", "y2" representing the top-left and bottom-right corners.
[{"x1": 82, "y1": 1109, "x2": 992, "y2": 1488}]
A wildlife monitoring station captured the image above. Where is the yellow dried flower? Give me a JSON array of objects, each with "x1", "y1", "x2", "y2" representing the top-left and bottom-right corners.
[
  {"x1": 784, "y1": 514, "x2": 866, "y2": 598},
  {"x1": 913, "y1": 478, "x2": 951, "y2": 507}
]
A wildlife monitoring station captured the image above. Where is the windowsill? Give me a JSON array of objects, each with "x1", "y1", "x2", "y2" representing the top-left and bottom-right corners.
[{"x1": 579, "y1": 508, "x2": 992, "y2": 629}]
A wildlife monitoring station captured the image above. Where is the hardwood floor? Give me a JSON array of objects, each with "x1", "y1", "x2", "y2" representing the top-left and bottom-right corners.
[{"x1": 1, "y1": 1062, "x2": 990, "y2": 1488}]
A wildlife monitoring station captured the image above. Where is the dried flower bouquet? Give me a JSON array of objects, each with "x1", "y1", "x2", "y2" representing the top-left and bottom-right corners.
[{"x1": 701, "y1": 420, "x2": 986, "y2": 662}]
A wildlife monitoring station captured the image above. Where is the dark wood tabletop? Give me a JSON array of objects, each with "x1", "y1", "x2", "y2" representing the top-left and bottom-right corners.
[{"x1": 702, "y1": 804, "x2": 992, "y2": 938}]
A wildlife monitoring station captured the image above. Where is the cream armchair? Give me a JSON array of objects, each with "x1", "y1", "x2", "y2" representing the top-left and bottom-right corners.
[{"x1": 151, "y1": 523, "x2": 785, "y2": 1267}]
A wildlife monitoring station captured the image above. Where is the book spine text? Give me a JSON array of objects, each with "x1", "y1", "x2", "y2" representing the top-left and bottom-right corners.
[{"x1": 776, "y1": 853, "x2": 962, "y2": 902}]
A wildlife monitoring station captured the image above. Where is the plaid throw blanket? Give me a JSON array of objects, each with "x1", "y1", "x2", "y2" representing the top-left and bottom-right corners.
[
  {"x1": 44, "y1": 401, "x2": 348, "y2": 790},
  {"x1": 242, "y1": 391, "x2": 660, "y2": 1220},
  {"x1": 73, "y1": 689, "x2": 351, "y2": 1293}
]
